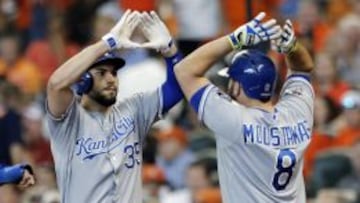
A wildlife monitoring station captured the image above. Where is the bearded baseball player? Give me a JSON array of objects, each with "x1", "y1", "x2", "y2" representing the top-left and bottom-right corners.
[
  {"x1": 46, "y1": 10, "x2": 183, "y2": 203},
  {"x1": 175, "y1": 12, "x2": 314, "y2": 202}
]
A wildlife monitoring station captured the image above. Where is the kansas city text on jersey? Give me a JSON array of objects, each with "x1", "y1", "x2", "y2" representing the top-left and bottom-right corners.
[
  {"x1": 75, "y1": 116, "x2": 135, "y2": 160},
  {"x1": 243, "y1": 120, "x2": 311, "y2": 146}
]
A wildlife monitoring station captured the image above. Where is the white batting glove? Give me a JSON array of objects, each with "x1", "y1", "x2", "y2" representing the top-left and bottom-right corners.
[
  {"x1": 102, "y1": 10, "x2": 141, "y2": 50},
  {"x1": 139, "y1": 11, "x2": 173, "y2": 54},
  {"x1": 271, "y1": 19, "x2": 297, "y2": 54},
  {"x1": 228, "y1": 12, "x2": 282, "y2": 49}
]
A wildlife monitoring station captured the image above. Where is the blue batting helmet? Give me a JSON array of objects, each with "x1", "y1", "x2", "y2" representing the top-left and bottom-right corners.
[
  {"x1": 218, "y1": 50, "x2": 277, "y2": 101},
  {"x1": 74, "y1": 52, "x2": 125, "y2": 95}
]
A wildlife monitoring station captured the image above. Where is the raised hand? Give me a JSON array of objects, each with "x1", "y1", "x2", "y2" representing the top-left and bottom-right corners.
[
  {"x1": 228, "y1": 12, "x2": 282, "y2": 49},
  {"x1": 138, "y1": 11, "x2": 173, "y2": 54},
  {"x1": 271, "y1": 19, "x2": 297, "y2": 54},
  {"x1": 102, "y1": 10, "x2": 141, "y2": 50}
]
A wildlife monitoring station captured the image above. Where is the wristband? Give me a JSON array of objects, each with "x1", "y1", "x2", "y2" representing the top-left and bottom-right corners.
[
  {"x1": 164, "y1": 51, "x2": 183, "y2": 66},
  {"x1": 102, "y1": 33, "x2": 119, "y2": 50},
  {"x1": 160, "y1": 39, "x2": 174, "y2": 54},
  {"x1": 288, "y1": 40, "x2": 298, "y2": 55},
  {"x1": 227, "y1": 33, "x2": 242, "y2": 50}
]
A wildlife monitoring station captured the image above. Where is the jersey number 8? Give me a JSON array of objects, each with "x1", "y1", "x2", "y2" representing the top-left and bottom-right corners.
[{"x1": 272, "y1": 149, "x2": 296, "y2": 191}]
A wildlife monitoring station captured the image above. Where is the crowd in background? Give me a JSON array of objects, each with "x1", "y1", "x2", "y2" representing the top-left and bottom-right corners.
[{"x1": 0, "y1": 0, "x2": 360, "y2": 202}]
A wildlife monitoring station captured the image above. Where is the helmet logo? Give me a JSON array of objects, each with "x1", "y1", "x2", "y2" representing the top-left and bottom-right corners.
[
  {"x1": 256, "y1": 64, "x2": 264, "y2": 71},
  {"x1": 264, "y1": 83, "x2": 271, "y2": 92},
  {"x1": 244, "y1": 68, "x2": 257, "y2": 74}
]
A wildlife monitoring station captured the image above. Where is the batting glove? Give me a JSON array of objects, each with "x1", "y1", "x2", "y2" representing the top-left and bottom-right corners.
[
  {"x1": 271, "y1": 19, "x2": 297, "y2": 54},
  {"x1": 102, "y1": 10, "x2": 141, "y2": 50},
  {"x1": 228, "y1": 12, "x2": 282, "y2": 50},
  {"x1": 139, "y1": 11, "x2": 173, "y2": 54}
]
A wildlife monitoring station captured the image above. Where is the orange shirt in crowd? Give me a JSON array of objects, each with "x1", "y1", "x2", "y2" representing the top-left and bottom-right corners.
[
  {"x1": 326, "y1": 81, "x2": 350, "y2": 106},
  {"x1": 333, "y1": 126, "x2": 360, "y2": 147},
  {"x1": 0, "y1": 58, "x2": 42, "y2": 94},
  {"x1": 292, "y1": 21, "x2": 333, "y2": 54},
  {"x1": 222, "y1": 0, "x2": 279, "y2": 31},
  {"x1": 313, "y1": 80, "x2": 350, "y2": 106},
  {"x1": 303, "y1": 131, "x2": 333, "y2": 180},
  {"x1": 16, "y1": 0, "x2": 74, "y2": 30},
  {"x1": 194, "y1": 188, "x2": 222, "y2": 203},
  {"x1": 326, "y1": 0, "x2": 353, "y2": 26},
  {"x1": 25, "y1": 40, "x2": 80, "y2": 83},
  {"x1": 120, "y1": 0, "x2": 156, "y2": 12}
]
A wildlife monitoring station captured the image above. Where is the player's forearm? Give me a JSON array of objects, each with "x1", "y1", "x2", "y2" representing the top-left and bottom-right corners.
[
  {"x1": 161, "y1": 45, "x2": 183, "y2": 113},
  {"x1": 285, "y1": 42, "x2": 314, "y2": 73},
  {"x1": 175, "y1": 36, "x2": 232, "y2": 77},
  {"x1": 48, "y1": 40, "x2": 109, "y2": 91}
]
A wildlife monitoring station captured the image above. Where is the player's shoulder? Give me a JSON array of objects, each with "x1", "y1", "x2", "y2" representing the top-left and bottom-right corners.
[
  {"x1": 114, "y1": 92, "x2": 147, "y2": 110},
  {"x1": 280, "y1": 72, "x2": 314, "y2": 99}
]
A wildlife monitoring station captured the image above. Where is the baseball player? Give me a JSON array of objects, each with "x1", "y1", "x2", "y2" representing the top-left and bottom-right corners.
[
  {"x1": 0, "y1": 163, "x2": 35, "y2": 188},
  {"x1": 174, "y1": 12, "x2": 314, "y2": 202},
  {"x1": 45, "y1": 10, "x2": 183, "y2": 203}
]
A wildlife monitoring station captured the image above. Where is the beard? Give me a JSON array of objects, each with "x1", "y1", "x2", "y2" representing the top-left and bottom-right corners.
[{"x1": 88, "y1": 89, "x2": 117, "y2": 107}]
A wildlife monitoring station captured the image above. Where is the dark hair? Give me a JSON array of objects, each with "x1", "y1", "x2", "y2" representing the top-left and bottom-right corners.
[
  {"x1": 323, "y1": 96, "x2": 342, "y2": 123},
  {"x1": 0, "y1": 28, "x2": 20, "y2": 41},
  {"x1": 189, "y1": 158, "x2": 218, "y2": 186}
]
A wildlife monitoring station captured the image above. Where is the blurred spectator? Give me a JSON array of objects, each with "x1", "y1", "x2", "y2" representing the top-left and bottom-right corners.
[
  {"x1": 303, "y1": 96, "x2": 340, "y2": 180},
  {"x1": 33, "y1": 165, "x2": 57, "y2": 190},
  {"x1": 333, "y1": 90, "x2": 360, "y2": 147},
  {"x1": 194, "y1": 188, "x2": 222, "y2": 203},
  {"x1": 120, "y1": 0, "x2": 155, "y2": 12},
  {"x1": 41, "y1": 189, "x2": 60, "y2": 203},
  {"x1": 21, "y1": 165, "x2": 58, "y2": 203},
  {"x1": 337, "y1": 140, "x2": 360, "y2": 191},
  {"x1": 277, "y1": 0, "x2": 300, "y2": 19},
  {"x1": 327, "y1": 14, "x2": 360, "y2": 87},
  {"x1": 0, "y1": 81, "x2": 24, "y2": 165},
  {"x1": 65, "y1": 0, "x2": 106, "y2": 45},
  {"x1": 308, "y1": 150, "x2": 353, "y2": 197},
  {"x1": 160, "y1": 159, "x2": 218, "y2": 203},
  {"x1": 294, "y1": 0, "x2": 332, "y2": 53},
  {"x1": 92, "y1": 1, "x2": 122, "y2": 42},
  {"x1": 156, "y1": 125, "x2": 195, "y2": 190},
  {"x1": 26, "y1": 11, "x2": 80, "y2": 84},
  {"x1": 22, "y1": 103, "x2": 52, "y2": 166},
  {"x1": 143, "y1": 128, "x2": 160, "y2": 164},
  {"x1": 313, "y1": 53, "x2": 350, "y2": 106},
  {"x1": 0, "y1": 31, "x2": 42, "y2": 95},
  {"x1": 143, "y1": 164, "x2": 167, "y2": 203},
  {"x1": 325, "y1": 0, "x2": 352, "y2": 26},
  {"x1": 221, "y1": 0, "x2": 279, "y2": 31},
  {"x1": 159, "y1": 0, "x2": 223, "y2": 55},
  {"x1": 311, "y1": 189, "x2": 358, "y2": 203},
  {"x1": 0, "y1": 185, "x2": 19, "y2": 203}
]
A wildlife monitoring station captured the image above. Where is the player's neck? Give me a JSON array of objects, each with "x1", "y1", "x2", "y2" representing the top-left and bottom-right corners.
[
  {"x1": 245, "y1": 99, "x2": 273, "y2": 112},
  {"x1": 81, "y1": 96, "x2": 111, "y2": 114}
]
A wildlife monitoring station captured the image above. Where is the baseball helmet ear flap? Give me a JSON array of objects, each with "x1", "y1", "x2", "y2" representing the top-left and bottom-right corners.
[{"x1": 74, "y1": 72, "x2": 93, "y2": 95}]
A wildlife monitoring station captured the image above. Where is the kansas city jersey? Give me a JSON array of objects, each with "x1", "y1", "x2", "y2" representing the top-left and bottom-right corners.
[
  {"x1": 194, "y1": 74, "x2": 314, "y2": 203},
  {"x1": 46, "y1": 88, "x2": 163, "y2": 203}
]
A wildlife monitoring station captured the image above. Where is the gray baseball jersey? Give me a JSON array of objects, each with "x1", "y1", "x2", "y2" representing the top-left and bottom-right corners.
[
  {"x1": 197, "y1": 75, "x2": 314, "y2": 203},
  {"x1": 46, "y1": 88, "x2": 163, "y2": 203}
]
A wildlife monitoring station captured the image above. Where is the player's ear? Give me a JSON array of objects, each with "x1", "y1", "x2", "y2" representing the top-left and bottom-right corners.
[
  {"x1": 227, "y1": 79, "x2": 234, "y2": 94},
  {"x1": 232, "y1": 81, "x2": 241, "y2": 98}
]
